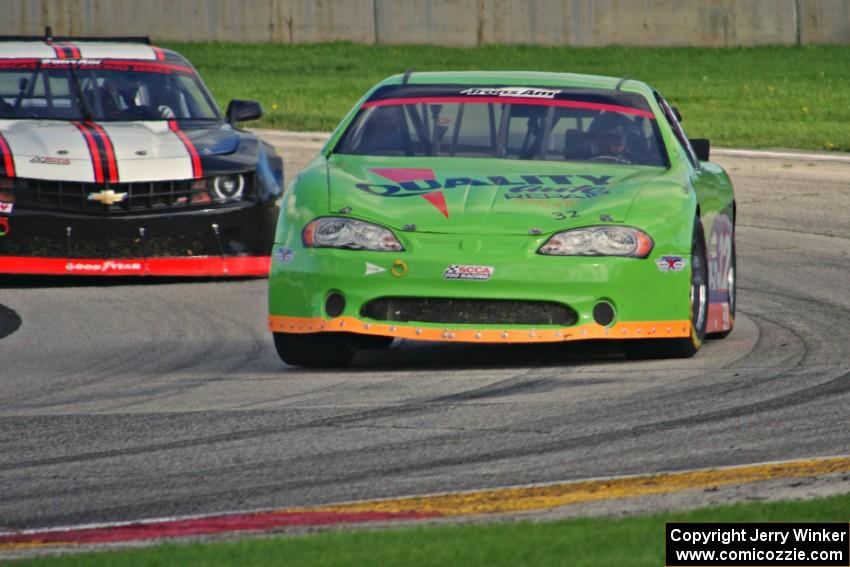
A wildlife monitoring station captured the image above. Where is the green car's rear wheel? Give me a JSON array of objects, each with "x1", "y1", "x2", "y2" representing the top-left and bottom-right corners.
[
  {"x1": 624, "y1": 219, "x2": 708, "y2": 359},
  {"x1": 273, "y1": 332, "x2": 359, "y2": 367}
]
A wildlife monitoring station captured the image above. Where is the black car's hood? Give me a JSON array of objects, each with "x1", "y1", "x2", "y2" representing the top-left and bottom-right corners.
[{"x1": 0, "y1": 119, "x2": 242, "y2": 182}]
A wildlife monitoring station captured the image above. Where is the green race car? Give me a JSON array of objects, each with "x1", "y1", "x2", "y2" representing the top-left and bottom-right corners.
[{"x1": 268, "y1": 72, "x2": 736, "y2": 366}]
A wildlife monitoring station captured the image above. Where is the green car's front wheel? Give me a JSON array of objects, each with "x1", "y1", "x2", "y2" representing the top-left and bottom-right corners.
[
  {"x1": 624, "y1": 219, "x2": 708, "y2": 359},
  {"x1": 273, "y1": 332, "x2": 359, "y2": 367}
]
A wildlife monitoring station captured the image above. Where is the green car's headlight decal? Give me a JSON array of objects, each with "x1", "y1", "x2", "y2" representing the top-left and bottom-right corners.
[
  {"x1": 538, "y1": 225, "x2": 653, "y2": 257},
  {"x1": 303, "y1": 217, "x2": 404, "y2": 252}
]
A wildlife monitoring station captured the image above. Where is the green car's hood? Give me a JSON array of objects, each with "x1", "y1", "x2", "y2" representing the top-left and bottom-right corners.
[{"x1": 326, "y1": 155, "x2": 668, "y2": 234}]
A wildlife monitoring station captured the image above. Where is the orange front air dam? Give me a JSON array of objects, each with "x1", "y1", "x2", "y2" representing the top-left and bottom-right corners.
[{"x1": 268, "y1": 315, "x2": 692, "y2": 343}]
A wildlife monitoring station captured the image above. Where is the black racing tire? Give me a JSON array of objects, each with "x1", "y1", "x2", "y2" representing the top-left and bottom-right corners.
[
  {"x1": 707, "y1": 235, "x2": 736, "y2": 340},
  {"x1": 624, "y1": 219, "x2": 708, "y2": 359},
  {"x1": 273, "y1": 332, "x2": 359, "y2": 367}
]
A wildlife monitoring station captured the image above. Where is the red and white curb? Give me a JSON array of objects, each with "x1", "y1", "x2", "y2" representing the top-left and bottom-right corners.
[{"x1": 3, "y1": 454, "x2": 850, "y2": 551}]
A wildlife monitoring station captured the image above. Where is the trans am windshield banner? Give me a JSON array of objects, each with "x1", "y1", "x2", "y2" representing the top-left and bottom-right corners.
[{"x1": 362, "y1": 84, "x2": 655, "y2": 118}]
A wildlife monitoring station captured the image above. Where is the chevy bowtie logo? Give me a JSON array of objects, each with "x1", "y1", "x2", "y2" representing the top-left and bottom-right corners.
[{"x1": 87, "y1": 189, "x2": 127, "y2": 206}]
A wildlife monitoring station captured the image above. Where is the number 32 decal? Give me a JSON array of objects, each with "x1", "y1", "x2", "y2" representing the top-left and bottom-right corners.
[{"x1": 552, "y1": 210, "x2": 579, "y2": 220}]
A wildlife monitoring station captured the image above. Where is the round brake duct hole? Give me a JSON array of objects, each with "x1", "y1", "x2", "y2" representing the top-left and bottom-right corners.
[
  {"x1": 592, "y1": 300, "x2": 616, "y2": 327},
  {"x1": 325, "y1": 292, "x2": 346, "y2": 318}
]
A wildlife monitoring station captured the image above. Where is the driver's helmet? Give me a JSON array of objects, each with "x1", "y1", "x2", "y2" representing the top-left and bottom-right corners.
[
  {"x1": 589, "y1": 112, "x2": 636, "y2": 157},
  {"x1": 102, "y1": 73, "x2": 144, "y2": 110}
]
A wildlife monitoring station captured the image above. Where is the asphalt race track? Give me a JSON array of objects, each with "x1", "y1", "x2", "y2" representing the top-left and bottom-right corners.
[{"x1": 1, "y1": 134, "x2": 849, "y2": 531}]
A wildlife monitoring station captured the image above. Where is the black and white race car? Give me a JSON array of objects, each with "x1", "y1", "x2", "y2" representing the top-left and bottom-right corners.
[{"x1": 0, "y1": 31, "x2": 282, "y2": 276}]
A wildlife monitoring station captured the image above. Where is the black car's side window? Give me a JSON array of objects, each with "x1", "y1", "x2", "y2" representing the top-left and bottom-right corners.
[{"x1": 655, "y1": 92, "x2": 699, "y2": 168}]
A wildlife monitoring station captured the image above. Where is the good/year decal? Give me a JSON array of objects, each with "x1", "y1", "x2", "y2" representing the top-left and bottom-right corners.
[{"x1": 359, "y1": 168, "x2": 614, "y2": 219}]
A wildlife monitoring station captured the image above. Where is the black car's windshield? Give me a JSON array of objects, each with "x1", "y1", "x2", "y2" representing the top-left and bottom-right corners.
[
  {"x1": 0, "y1": 60, "x2": 219, "y2": 121},
  {"x1": 335, "y1": 85, "x2": 668, "y2": 167}
]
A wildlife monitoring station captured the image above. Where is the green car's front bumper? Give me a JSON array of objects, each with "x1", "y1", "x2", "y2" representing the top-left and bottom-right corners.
[{"x1": 268, "y1": 232, "x2": 693, "y2": 344}]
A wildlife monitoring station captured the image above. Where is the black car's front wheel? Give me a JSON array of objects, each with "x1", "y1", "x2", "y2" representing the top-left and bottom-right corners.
[
  {"x1": 273, "y1": 332, "x2": 360, "y2": 367},
  {"x1": 624, "y1": 219, "x2": 708, "y2": 359}
]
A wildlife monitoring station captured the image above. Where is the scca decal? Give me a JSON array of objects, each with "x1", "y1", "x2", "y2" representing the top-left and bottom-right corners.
[
  {"x1": 443, "y1": 264, "x2": 494, "y2": 280},
  {"x1": 356, "y1": 173, "x2": 613, "y2": 197}
]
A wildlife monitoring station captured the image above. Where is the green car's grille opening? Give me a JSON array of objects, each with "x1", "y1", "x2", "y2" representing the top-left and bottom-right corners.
[{"x1": 360, "y1": 297, "x2": 578, "y2": 326}]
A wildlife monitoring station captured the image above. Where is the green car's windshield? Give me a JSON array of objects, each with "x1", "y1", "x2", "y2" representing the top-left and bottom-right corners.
[
  {"x1": 0, "y1": 61, "x2": 220, "y2": 121},
  {"x1": 335, "y1": 85, "x2": 668, "y2": 167}
]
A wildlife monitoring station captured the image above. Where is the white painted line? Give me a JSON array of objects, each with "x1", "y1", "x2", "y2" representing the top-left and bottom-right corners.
[
  {"x1": 252, "y1": 129, "x2": 329, "y2": 144},
  {"x1": 0, "y1": 511, "x2": 220, "y2": 536},
  {"x1": 713, "y1": 148, "x2": 850, "y2": 163}
]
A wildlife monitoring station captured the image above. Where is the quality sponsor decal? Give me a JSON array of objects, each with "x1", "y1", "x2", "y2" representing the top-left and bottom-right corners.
[
  {"x1": 656, "y1": 255, "x2": 687, "y2": 272},
  {"x1": 443, "y1": 264, "x2": 494, "y2": 281},
  {"x1": 359, "y1": 172, "x2": 613, "y2": 197},
  {"x1": 30, "y1": 155, "x2": 71, "y2": 166},
  {"x1": 65, "y1": 260, "x2": 143, "y2": 273},
  {"x1": 359, "y1": 170, "x2": 614, "y2": 217},
  {"x1": 459, "y1": 86, "x2": 562, "y2": 99},
  {"x1": 0, "y1": 202, "x2": 12, "y2": 214},
  {"x1": 367, "y1": 168, "x2": 448, "y2": 217},
  {"x1": 365, "y1": 262, "x2": 386, "y2": 276}
]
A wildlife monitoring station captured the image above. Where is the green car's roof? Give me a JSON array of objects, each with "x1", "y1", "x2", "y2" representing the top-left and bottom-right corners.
[{"x1": 379, "y1": 71, "x2": 654, "y2": 96}]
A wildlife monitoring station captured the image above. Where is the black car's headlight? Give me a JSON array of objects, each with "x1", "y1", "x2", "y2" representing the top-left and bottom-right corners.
[
  {"x1": 211, "y1": 174, "x2": 245, "y2": 201},
  {"x1": 185, "y1": 174, "x2": 247, "y2": 205},
  {"x1": 538, "y1": 226, "x2": 653, "y2": 257},
  {"x1": 303, "y1": 217, "x2": 404, "y2": 252}
]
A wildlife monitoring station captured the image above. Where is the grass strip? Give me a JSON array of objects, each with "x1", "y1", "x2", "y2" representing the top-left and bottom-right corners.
[
  {"x1": 166, "y1": 42, "x2": 850, "y2": 152},
  {"x1": 13, "y1": 492, "x2": 850, "y2": 566}
]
